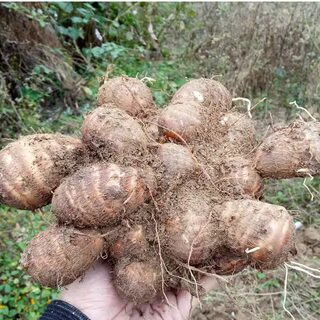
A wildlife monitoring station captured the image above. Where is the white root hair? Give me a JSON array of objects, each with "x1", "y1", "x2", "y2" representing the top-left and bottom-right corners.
[
  {"x1": 140, "y1": 76, "x2": 156, "y2": 84},
  {"x1": 297, "y1": 169, "x2": 314, "y2": 201},
  {"x1": 282, "y1": 261, "x2": 320, "y2": 319},
  {"x1": 232, "y1": 97, "x2": 252, "y2": 118},
  {"x1": 290, "y1": 101, "x2": 317, "y2": 121},
  {"x1": 245, "y1": 246, "x2": 261, "y2": 254}
]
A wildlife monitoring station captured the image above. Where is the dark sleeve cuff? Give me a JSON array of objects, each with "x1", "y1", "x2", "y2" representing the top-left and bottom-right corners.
[{"x1": 39, "y1": 300, "x2": 91, "y2": 320}]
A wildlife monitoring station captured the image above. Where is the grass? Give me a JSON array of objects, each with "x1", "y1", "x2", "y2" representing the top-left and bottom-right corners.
[
  {"x1": 194, "y1": 254, "x2": 320, "y2": 320},
  {"x1": 0, "y1": 207, "x2": 57, "y2": 319},
  {"x1": 195, "y1": 263, "x2": 320, "y2": 320},
  {"x1": 264, "y1": 178, "x2": 320, "y2": 226}
]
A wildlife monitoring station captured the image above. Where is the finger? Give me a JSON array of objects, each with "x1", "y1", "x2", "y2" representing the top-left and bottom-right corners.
[
  {"x1": 60, "y1": 261, "x2": 131, "y2": 320},
  {"x1": 176, "y1": 289, "x2": 194, "y2": 319},
  {"x1": 151, "y1": 291, "x2": 184, "y2": 320}
]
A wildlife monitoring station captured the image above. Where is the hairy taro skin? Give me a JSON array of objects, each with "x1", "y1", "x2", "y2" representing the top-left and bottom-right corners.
[
  {"x1": 81, "y1": 107, "x2": 148, "y2": 156},
  {"x1": 164, "y1": 186, "x2": 220, "y2": 264},
  {"x1": 158, "y1": 79, "x2": 232, "y2": 143},
  {"x1": 110, "y1": 225, "x2": 149, "y2": 259},
  {"x1": 171, "y1": 78, "x2": 232, "y2": 111},
  {"x1": 0, "y1": 134, "x2": 85, "y2": 210},
  {"x1": 158, "y1": 143, "x2": 197, "y2": 179},
  {"x1": 221, "y1": 157, "x2": 263, "y2": 198},
  {"x1": 52, "y1": 163, "x2": 155, "y2": 228},
  {"x1": 219, "y1": 200, "x2": 296, "y2": 269},
  {"x1": 114, "y1": 260, "x2": 161, "y2": 304},
  {"x1": 21, "y1": 226, "x2": 104, "y2": 288},
  {"x1": 96, "y1": 77, "x2": 155, "y2": 117},
  {"x1": 255, "y1": 122, "x2": 320, "y2": 178},
  {"x1": 158, "y1": 102, "x2": 202, "y2": 142},
  {"x1": 219, "y1": 112, "x2": 256, "y2": 155}
]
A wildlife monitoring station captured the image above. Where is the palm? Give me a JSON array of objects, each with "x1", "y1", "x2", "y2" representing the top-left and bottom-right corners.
[{"x1": 60, "y1": 261, "x2": 218, "y2": 320}]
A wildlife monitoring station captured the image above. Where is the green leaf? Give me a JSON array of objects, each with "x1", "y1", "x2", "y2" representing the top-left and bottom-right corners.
[
  {"x1": 77, "y1": 8, "x2": 91, "y2": 17},
  {"x1": 1, "y1": 3, "x2": 19, "y2": 11},
  {"x1": 153, "y1": 92, "x2": 167, "y2": 106},
  {"x1": 33, "y1": 65, "x2": 52, "y2": 75},
  {"x1": 5, "y1": 284, "x2": 12, "y2": 293},
  {"x1": 9, "y1": 309, "x2": 18, "y2": 317},
  {"x1": 126, "y1": 31, "x2": 133, "y2": 41},
  {"x1": 0, "y1": 305, "x2": 9, "y2": 315},
  {"x1": 20, "y1": 87, "x2": 43, "y2": 103},
  {"x1": 83, "y1": 87, "x2": 93, "y2": 97},
  {"x1": 56, "y1": 2, "x2": 73, "y2": 13},
  {"x1": 71, "y1": 16, "x2": 83, "y2": 24},
  {"x1": 91, "y1": 46, "x2": 105, "y2": 58},
  {"x1": 38, "y1": 19, "x2": 47, "y2": 28},
  {"x1": 57, "y1": 26, "x2": 83, "y2": 40},
  {"x1": 112, "y1": 20, "x2": 120, "y2": 28},
  {"x1": 108, "y1": 26, "x2": 118, "y2": 37},
  {"x1": 256, "y1": 272, "x2": 266, "y2": 280}
]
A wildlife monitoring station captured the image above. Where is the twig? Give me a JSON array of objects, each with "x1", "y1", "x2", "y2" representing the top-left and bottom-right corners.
[
  {"x1": 123, "y1": 189, "x2": 135, "y2": 205},
  {"x1": 237, "y1": 291, "x2": 283, "y2": 297},
  {"x1": 245, "y1": 246, "x2": 261, "y2": 254},
  {"x1": 286, "y1": 262, "x2": 320, "y2": 279},
  {"x1": 187, "y1": 247, "x2": 201, "y2": 309},
  {"x1": 303, "y1": 174, "x2": 314, "y2": 201},
  {"x1": 251, "y1": 97, "x2": 267, "y2": 112},
  {"x1": 282, "y1": 260, "x2": 320, "y2": 319}
]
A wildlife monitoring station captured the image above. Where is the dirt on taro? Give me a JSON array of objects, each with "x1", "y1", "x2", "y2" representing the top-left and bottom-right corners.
[
  {"x1": 191, "y1": 125, "x2": 320, "y2": 320},
  {"x1": 1, "y1": 2, "x2": 320, "y2": 320}
]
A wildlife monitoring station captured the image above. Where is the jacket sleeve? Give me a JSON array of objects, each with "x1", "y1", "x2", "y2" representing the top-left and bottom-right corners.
[{"x1": 39, "y1": 300, "x2": 91, "y2": 320}]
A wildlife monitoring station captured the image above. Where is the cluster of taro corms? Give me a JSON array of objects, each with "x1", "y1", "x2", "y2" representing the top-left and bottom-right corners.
[{"x1": 0, "y1": 76, "x2": 319, "y2": 303}]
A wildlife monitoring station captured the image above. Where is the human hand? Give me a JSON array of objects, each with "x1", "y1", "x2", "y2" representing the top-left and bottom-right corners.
[{"x1": 60, "y1": 260, "x2": 220, "y2": 320}]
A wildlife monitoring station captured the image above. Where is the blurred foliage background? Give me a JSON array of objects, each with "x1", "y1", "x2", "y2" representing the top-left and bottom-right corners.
[{"x1": 0, "y1": 2, "x2": 319, "y2": 319}]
